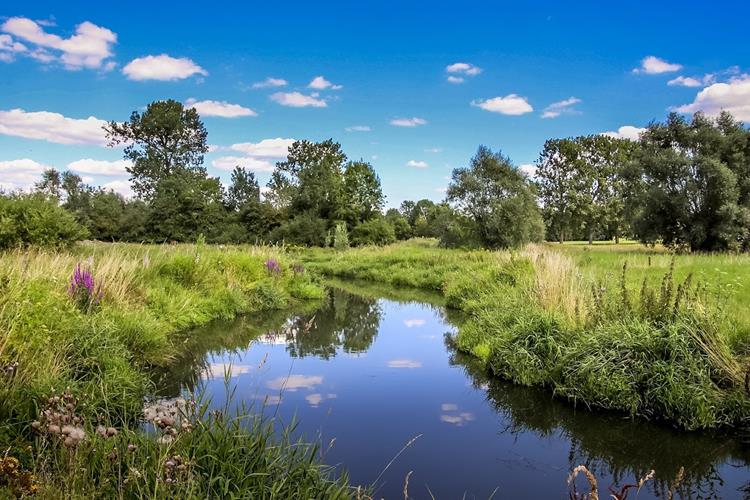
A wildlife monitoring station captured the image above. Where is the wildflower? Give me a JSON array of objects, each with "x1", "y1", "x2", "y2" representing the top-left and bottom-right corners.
[
  {"x1": 68, "y1": 263, "x2": 104, "y2": 312},
  {"x1": 265, "y1": 258, "x2": 281, "y2": 275}
]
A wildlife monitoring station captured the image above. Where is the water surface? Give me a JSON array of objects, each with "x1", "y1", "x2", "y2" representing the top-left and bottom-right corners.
[{"x1": 153, "y1": 283, "x2": 750, "y2": 499}]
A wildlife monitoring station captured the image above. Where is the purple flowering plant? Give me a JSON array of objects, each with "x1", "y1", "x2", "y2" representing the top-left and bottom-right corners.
[
  {"x1": 68, "y1": 263, "x2": 104, "y2": 312},
  {"x1": 265, "y1": 258, "x2": 282, "y2": 276}
]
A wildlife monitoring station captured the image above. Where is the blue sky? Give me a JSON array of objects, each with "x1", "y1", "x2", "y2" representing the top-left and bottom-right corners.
[{"x1": 1, "y1": 1, "x2": 749, "y2": 207}]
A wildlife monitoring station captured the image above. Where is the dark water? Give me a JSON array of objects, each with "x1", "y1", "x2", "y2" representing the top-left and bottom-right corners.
[{"x1": 152, "y1": 282, "x2": 750, "y2": 499}]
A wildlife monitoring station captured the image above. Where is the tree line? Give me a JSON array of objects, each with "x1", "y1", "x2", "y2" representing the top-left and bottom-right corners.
[{"x1": 2, "y1": 98, "x2": 749, "y2": 252}]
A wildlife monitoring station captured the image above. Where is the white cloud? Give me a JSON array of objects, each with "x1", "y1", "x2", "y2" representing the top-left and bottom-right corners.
[
  {"x1": 0, "y1": 33, "x2": 28, "y2": 62},
  {"x1": 471, "y1": 94, "x2": 533, "y2": 115},
  {"x1": 308, "y1": 76, "x2": 343, "y2": 90},
  {"x1": 204, "y1": 363, "x2": 251, "y2": 380},
  {"x1": 212, "y1": 156, "x2": 275, "y2": 172},
  {"x1": 270, "y1": 91, "x2": 327, "y2": 108},
  {"x1": 674, "y1": 75, "x2": 750, "y2": 120},
  {"x1": 229, "y1": 138, "x2": 295, "y2": 157},
  {"x1": 404, "y1": 319, "x2": 426, "y2": 327},
  {"x1": 424, "y1": 147, "x2": 443, "y2": 153},
  {"x1": 406, "y1": 160, "x2": 428, "y2": 168},
  {"x1": 667, "y1": 75, "x2": 703, "y2": 88},
  {"x1": 345, "y1": 125, "x2": 370, "y2": 132},
  {"x1": 446, "y1": 62, "x2": 481, "y2": 76},
  {"x1": 633, "y1": 55, "x2": 682, "y2": 74},
  {"x1": 102, "y1": 179, "x2": 134, "y2": 198},
  {"x1": 266, "y1": 374, "x2": 323, "y2": 391},
  {"x1": 67, "y1": 158, "x2": 130, "y2": 176},
  {"x1": 387, "y1": 359, "x2": 422, "y2": 369},
  {"x1": 251, "y1": 77, "x2": 287, "y2": 89},
  {"x1": 0, "y1": 108, "x2": 108, "y2": 146},
  {"x1": 0, "y1": 158, "x2": 51, "y2": 190},
  {"x1": 0, "y1": 17, "x2": 116, "y2": 70},
  {"x1": 541, "y1": 97, "x2": 581, "y2": 118},
  {"x1": 185, "y1": 98, "x2": 257, "y2": 118},
  {"x1": 602, "y1": 125, "x2": 646, "y2": 141},
  {"x1": 519, "y1": 163, "x2": 537, "y2": 178},
  {"x1": 440, "y1": 412, "x2": 475, "y2": 426},
  {"x1": 390, "y1": 117, "x2": 427, "y2": 127},
  {"x1": 123, "y1": 54, "x2": 207, "y2": 81},
  {"x1": 445, "y1": 62, "x2": 481, "y2": 83},
  {"x1": 213, "y1": 138, "x2": 295, "y2": 172}
]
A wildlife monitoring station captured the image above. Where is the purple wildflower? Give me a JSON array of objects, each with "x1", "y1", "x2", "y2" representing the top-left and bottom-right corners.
[
  {"x1": 265, "y1": 258, "x2": 281, "y2": 275},
  {"x1": 68, "y1": 263, "x2": 104, "y2": 311}
]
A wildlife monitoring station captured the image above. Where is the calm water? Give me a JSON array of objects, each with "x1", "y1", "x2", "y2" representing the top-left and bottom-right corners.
[{"x1": 152, "y1": 283, "x2": 750, "y2": 499}]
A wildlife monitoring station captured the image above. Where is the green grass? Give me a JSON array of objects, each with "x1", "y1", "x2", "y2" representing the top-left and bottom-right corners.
[
  {"x1": 0, "y1": 242, "x2": 364, "y2": 498},
  {"x1": 302, "y1": 239, "x2": 750, "y2": 431}
]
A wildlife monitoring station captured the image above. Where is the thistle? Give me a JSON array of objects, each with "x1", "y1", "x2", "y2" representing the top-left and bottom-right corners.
[{"x1": 265, "y1": 258, "x2": 281, "y2": 275}]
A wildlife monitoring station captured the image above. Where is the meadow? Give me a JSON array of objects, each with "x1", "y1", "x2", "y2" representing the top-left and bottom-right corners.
[{"x1": 2, "y1": 239, "x2": 750, "y2": 497}]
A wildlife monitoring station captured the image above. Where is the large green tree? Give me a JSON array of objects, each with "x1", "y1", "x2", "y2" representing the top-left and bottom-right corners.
[
  {"x1": 104, "y1": 99, "x2": 209, "y2": 200},
  {"x1": 447, "y1": 146, "x2": 544, "y2": 248},
  {"x1": 632, "y1": 112, "x2": 750, "y2": 251},
  {"x1": 341, "y1": 160, "x2": 384, "y2": 226}
]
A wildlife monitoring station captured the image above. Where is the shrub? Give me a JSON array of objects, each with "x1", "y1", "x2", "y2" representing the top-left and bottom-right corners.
[
  {"x1": 333, "y1": 221, "x2": 349, "y2": 250},
  {"x1": 350, "y1": 218, "x2": 396, "y2": 246},
  {"x1": 269, "y1": 213, "x2": 328, "y2": 246},
  {"x1": 0, "y1": 193, "x2": 87, "y2": 249}
]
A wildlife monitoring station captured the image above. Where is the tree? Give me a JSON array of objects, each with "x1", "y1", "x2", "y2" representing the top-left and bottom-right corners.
[
  {"x1": 266, "y1": 139, "x2": 347, "y2": 220},
  {"x1": 535, "y1": 138, "x2": 579, "y2": 243},
  {"x1": 342, "y1": 161, "x2": 384, "y2": 225},
  {"x1": 226, "y1": 166, "x2": 260, "y2": 211},
  {"x1": 447, "y1": 146, "x2": 544, "y2": 248},
  {"x1": 385, "y1": 208, "x2": 412, "y2": 240},
  {"x1": 104, "y1": 99, "x2": 209, "y2": 200},
  {"x1": 35, "y1": 169, "x2": 62, "y2": 199},
  {"x1": 631, "y1": 112, "x2": 750, "y2": 251},
  {"x1": 350, "y1": 217, "x2": 396, "y2": 246}
]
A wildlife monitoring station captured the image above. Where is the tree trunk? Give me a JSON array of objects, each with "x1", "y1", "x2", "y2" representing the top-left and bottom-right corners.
[{"x1": 588, "y1": 225, "x2": 593, "y2": 245}]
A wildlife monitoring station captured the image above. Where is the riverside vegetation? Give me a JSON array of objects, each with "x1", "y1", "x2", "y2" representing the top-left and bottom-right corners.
[
  {"x1": 302, "y1": 239, "x2": 750, "y2": 431},
  {"x1": 0, "y1": 242, "x2": 364, "y2": 498}
]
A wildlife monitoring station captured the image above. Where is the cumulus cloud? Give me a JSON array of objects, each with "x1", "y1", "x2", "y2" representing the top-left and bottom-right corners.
[
  {"x1": 251, "y1": 77, "x2": 287, "y2": 89},
  {"x1": 674, "y1": 75, "x2": 750, "y2": 120},
  {"x1": 305, "y1": 393, "x2": 336, "y2": 408},
  {"x1": 633, "y1": 55, "x2": 682, "y2": 74},
  {"x1": 541, "y1": 97, "x2": 581, "y2": 118},
  {"x1": 667, "y1": 75, "x2": 704, "y2": 88},
  {"x1": 270, "y1": 91, "x2": 326, "y2": 108},
  {"x1": 445, "y1": 62, "x2": 481, "y2": 83},
  {"x1": 102, "y1": 179, "x2": 134, "y2": 198},
  {"x1": 602, "y1": 125, "x2": 646, "y2": 141},
  {"x1": 390, "y1": 117, "x2": 427, "y2": 127},
  {"x1": 67, "y1": 158, "x2": 130, "y2": 176},
  {"x1": 123, "y1": 54, "x2": 207, "y2": 81},
  {"x1": 213, "y1": 138, "x2": 295, "y2": 172},
  {"x1": 519, "y1": 163, "x2": 537, "y2": 178},
  {"x1": 404, "y1": 319, "x2": 426, "y2": 327},
  {"x1": 0, "y1": 108, "x2": 108, "y2": 146},
  {"x1": 0, "y1": 158, "x2": 52, "y2": 190},
  {"x1": 345, "y1": 125, "x2": 370, "y2": 132},
  {"x1": 406, "y1": 160, "x2": 428, "y2": 168},
  {"x1": 0, "y1": 17, "x2": 116, "y2": 70},
  {"x1": 185, "y1": 98, "x2": 257, "y2": 118},
  {"x1": 471, "y1": 94, "x2": 533, "y2": 115},
  {"x1": 229, "y1": 138, "x2": 295, "y2": 157},
  {"x1": 308, "y1": 76, "x2": 343, "y2": 90}
]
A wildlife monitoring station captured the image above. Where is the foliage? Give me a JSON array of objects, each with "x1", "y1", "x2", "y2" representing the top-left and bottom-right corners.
[
  {"x1": 269, "y1": 212, "x2": 329, "y2": 246},
  {"x1": 341, "y1": 160, "x2": 385, "y2": 225},
  {"x1": 447, "y1": 146, "x2": 544, "y2": 248},
  {"x1": 350, "y1": 217, "x2": 396, "y2": 246},
  {"x1": 0, "y1": 193, "x2": 87, "y2": 249},
  {"x1": 68, "y1": 263, "x2": 104, "y2": 312},
  {"x1": 630, "y1": 112, "x2": 750, "y2": 251},
  {"x1": 333, "y1": 221, "x2": 350, "y2": 250},
  {"x1": 104, "y1": 99, "x2": 209, "y2": 201}
]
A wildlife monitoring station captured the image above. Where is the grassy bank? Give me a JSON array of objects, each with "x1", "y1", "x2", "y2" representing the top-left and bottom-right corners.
[
  {"x1": 302, "y1": 239, "x2": 750, "y2": 431},
  {"x1": 0, "y1": 243, "x2": 362, "y2": 498}
]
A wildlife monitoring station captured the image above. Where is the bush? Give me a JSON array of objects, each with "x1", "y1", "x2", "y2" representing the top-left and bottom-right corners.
[
  {"x1": 0, "y1": 193, "x2": 87, "y2": 249},
  {"x1": 350, "y1": 218, "x2": 396, "y2": 246},
  {"x1": 333, "y1": 221, "x2": 349, "y2": 250},
  {"x1": 269, "y1": 213, "x2": 328, "y2": 246}
]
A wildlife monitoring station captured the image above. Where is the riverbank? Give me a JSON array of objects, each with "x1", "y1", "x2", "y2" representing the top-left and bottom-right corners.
[
  {"x1": 302, "y1": 239, "x2": 750, "y2": 431},
  {"x1": 0, "y1": 243, "x2": 360, "y2": 498}
]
